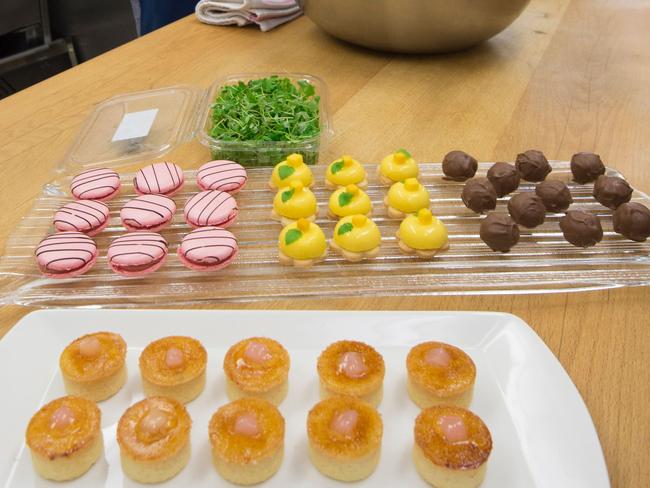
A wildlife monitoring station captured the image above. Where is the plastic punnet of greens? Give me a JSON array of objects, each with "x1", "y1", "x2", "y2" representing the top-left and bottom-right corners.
[{"x1": 208, "y1": 76, "x2": 321, "y2": 167}]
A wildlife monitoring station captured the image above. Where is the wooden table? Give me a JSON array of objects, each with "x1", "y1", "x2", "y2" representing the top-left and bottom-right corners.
[{"x1": 0, "y1": 0, "x2": 648, "y2": 485}]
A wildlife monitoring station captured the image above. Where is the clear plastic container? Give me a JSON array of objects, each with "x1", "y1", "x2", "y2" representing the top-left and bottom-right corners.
[
  {"x1": 58, "y1": 73, "x2": 332, "y2": 175},
  {"x1": 197, "y1": 73, "x2": 332, "y2": 167}
]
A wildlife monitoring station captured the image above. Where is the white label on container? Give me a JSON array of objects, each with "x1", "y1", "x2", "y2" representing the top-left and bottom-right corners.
[{"x1": 111, "y1": 109, "x2": 158, "y2": 142}]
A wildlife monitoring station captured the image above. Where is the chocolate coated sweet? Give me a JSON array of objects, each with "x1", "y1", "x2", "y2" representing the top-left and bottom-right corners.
[
  {"x1": 613, "y1": 202, "x2": 650, "y2": 242},
  {"x1": 570, "y1": 152, "x2": 606, "y2": 184},
  {"x1": 480, "y1": 213, "x2": 520, "y2": 252},
  {"x1": 442, "y1": 150, "x2": 478, "y2": 181},
  {"x1": 487, "y1": 162, "x2": 520, "y2": 197},
  {"x1": 507, "y1": 192, "x2": 546, "y2": 228},
  {"x1": 535, "y1": 180, "x2": 573, "y2": 212},
  {"x1": 461, "y1": 178, "x2": 497, "y2": 214},
  {"x1": 560, "y1": 211, "x2": 603, "y2": 247},
  {"x1": 515, "y1": 150, "x2": 552, "y2": 182},
  {"x1": 593, "y1": 175, "x2": 633, "y2": 209}
]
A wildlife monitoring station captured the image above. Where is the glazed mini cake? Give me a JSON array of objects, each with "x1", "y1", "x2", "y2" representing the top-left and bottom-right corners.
[
  {"x1": 325, "y1": 155, "x2": 368, "y2": 190},
  {"x1": 317, "y1": 340, "x2": 385, "y2": 407},
  {"x1": 223, "y1": 337, "x2": 290, "y2": 405},
  {"x1": 307, "y1": 396, "x2": 383, "y2": 482},
  {"x1": 139, "y1": 336, "x2": 207, "y2": 404},
  {"x1": 407, "y1": 342, "x2": 476, "y2": 409},
  {"x1": 117, "y1": 396, "x2": 191, "y2": 483},
  {"x1": 59, "y1": 332, "x2": 127, "y2": 402},
  {"x1": 209, "y1": 398, "x2": 285, "y2": 485},
  {"x1": 26, "y1": 396, "x2": 102, "y2": 481},
  {"x1": 413, "y1": 405, "x2": 492, "y2": 488}
]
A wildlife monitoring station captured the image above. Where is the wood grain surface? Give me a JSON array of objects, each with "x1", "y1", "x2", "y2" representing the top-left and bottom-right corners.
[{"x1": 0, "y1": 0, "x2": 648, "y2": 485}]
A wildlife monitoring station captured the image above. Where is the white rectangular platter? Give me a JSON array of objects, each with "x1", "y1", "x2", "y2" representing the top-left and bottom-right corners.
[{"x1": 0, "y1": 310, "x2": 609, "y2": 487}]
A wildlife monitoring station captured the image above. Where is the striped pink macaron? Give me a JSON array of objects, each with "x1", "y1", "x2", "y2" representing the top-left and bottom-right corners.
[
  {"x1": 107, "y1": 232, "x2": 168, "y2": 277},
  {"x1": 71, "y1": 168, "x2": 121, "y2": 201},
  {"x1": 183, "y1": 190, "x2": 238, "y2": 228},
  {"x1": 133, "y1": 162, "x2": 184, "y2": 197},
  {"x1": 54, "y1": 200, "x2": 110, "y2": 236},
  {"x1": 196, "y1": 160, "x2": 248, "y2": 194},
  {"x1": 35, "y1": 232, "x2": 98, "y2": 278},
  {"x1": 178, "y1": 227, "x2": 238, "y2": 271},
  {"x1": 120, "y1": 194, "x2": 176, "y2": 232}
]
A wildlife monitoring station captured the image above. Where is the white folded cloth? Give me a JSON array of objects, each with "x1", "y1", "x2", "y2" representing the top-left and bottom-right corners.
[{"x1": 195, "y1": 0, "x2": 302, "y2": 32}]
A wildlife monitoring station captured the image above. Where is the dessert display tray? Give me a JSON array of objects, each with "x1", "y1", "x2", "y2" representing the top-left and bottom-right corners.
[
  {"x1": 0, "y1": 309, "x2": 610, "y2": 487},
  {"x1": 1, "y1": 162, "x2": 650, "y2": 307}
]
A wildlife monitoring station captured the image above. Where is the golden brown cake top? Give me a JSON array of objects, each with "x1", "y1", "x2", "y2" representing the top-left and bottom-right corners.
[
  {"x1": 223, "y1": 337, "x2": 290, "y2": 393},
  {"x1": 26, "y1": 395, "x2": 101, "y2": 460},
  {"x1": 139, "y1": 336, "x2": 207, "y2": 386},
  {"x1": 407, "y1": 342, "x2": 476, "y2": 397},
  {"x1": 307, "y1": 396, "x2": 383, "y2": 460},
  {"x1": 317, "y1": 340, "x2": 385, "y2": 396},
  {"x1": 59, "y1": 331, "x2": 126, "y2": 383},
  {"x1": 209, "y1": 398, "x2": 285, "y2": 464},
  {"x1": 117, "y1": 396, "x2": 191, "y2": 461},
  {"x1": 414, "y1": 405, "x2": 492, "y2": 470}
]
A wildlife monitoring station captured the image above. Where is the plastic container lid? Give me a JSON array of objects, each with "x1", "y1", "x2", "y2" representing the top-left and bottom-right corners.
[{"x1": 58, "y1": 85, "x2": 206, "y2": 175}]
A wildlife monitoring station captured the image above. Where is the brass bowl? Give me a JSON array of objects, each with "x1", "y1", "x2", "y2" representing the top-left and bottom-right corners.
[{"x1": 303, "y1": 0, "x2": 532, "y2": 53}]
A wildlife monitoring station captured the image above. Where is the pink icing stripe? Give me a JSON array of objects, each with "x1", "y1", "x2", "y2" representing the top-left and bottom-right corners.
[
  {"x1": 54, "y1": 200, "x2": 110, "y2": 234},
  {"x1": 71, "y1": 168, "x2": 120, "y2": 200},
  {"x1": 133, "y1": 162, "x2": 184, "y2": 196},
  {"x1": 184, "y1": 190, "x2": 238, "y2": 227},
  {"x1": 35, "y1": 232, "x2": 97, "y2": 273}
]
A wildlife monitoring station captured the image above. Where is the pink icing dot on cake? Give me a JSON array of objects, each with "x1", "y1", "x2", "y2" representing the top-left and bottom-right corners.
[
  {"x1": 133, "y1": 162, "x2": 184, "y2": 196},
  {"x1": 35, "y1": 232, "x2": 98, "y2": 278},
  {"x1": 331, "y1": 409, "x2": 359, "y2": 436},
  {"x1": 120, "y1": 194, "x2": 176, "y2": 232},
  {"x1": 183, "y1": 190, "x2": 238, "y2": 228},
  {"x1": 177, "y1": 226, "x2": 238, "y2": 271},
  {"x1": 71, "y1": 168, "x2": 121, "y2": 201},
  {"x1": 196, "y1": 160, "x2": 248, "y2": 193},
  {"x1": 437, "y1": 415, "x2": 468, "y2": 443},
  {"x1": 234, "y1": 413, "x2": 260, "y2": 437},
  {"x1": 107, "y1": 232, "x2": 168, "y2": 277},
  {"x1": 337, "y1": 352, "x2": 368, "y2": 379},
  {"x1": 53, "y1": 200, "x2": 110, "y2": 236}
]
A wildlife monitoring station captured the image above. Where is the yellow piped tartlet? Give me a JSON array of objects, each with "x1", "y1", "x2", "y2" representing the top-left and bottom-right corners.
[
  {"x1": 378, "y1": 149, "x2": 419, "y2": 185},
  {"x1": 328, "y1": 184, "x2": 372, "y2": 219},
  {"x1": 331, "y1": 215, "x2": 381, "y2": 262},
  {"x1": 397, "y1": 209, "x2": 449, "y2": 258},
  {"x1": 325, "y1": 155, "x2": 368, "y2": 190},
  {"x1": 269, "y1": 153, "x2": 314, "y2": 190},
  {"x1": 271, "y1": 180, "x2": 318, "y2": 226},
  {"x1": 384, "y1": 178, "x2": 430, "y2": 218},
  {"x1": 278, "y1": 218, "x2": 328, "y2": 267}
]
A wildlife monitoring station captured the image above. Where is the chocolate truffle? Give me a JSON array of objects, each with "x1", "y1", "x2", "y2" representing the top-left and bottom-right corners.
[
  {"x1": 461, "y1": 178, "x2": 497, "y2": 214},
  {"x1": 480, "y1": 213, "x2": 520, "y2": 252},
  {"x1": 515, "y1": 150, "x2": 552, "y2": 182},
  {"x1": 507, "y1": 192, "x2": 546, "y2": 228},
  {"x1": 613, "y1": 202, "x2": 650, "y2": 242},
  {"x1": 571, "y1": 152, "x2": 606, "y2": 184},
  {"x1": 535, "y1": 180, "x2": 573, "y2": 212},
  {"x1": 487, "y1": 162, "x2": 520, "y2": 197},
  {"x1": 593, "y1": 175, "x2": 633, "y2": 209},
  {"x1": 442, "y1": 150, "x2": 478, "y2": 181},
  {"x1": 559, "y1": 211, "x2": 603, "y2": 247}
]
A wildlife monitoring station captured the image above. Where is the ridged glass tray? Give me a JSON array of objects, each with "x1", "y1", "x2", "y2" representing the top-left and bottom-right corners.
[{"x1": 1, "y1": 161, "x2": 649, "y2": 307}]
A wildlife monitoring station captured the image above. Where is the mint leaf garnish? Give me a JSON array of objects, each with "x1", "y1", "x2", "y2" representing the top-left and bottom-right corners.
[
  {"x1": 278, "y1": 165, "x2": 295, "y2": 180},
  {"x1": 337, "y1": 222, "x2": 354, "y2": 235},
  {"x1": 338, "y1": 192, "x2": 354, "y2": 207},
  {"x1": 285, "y1": 228, "x2": 302, "y2": 245},
  {"x1": 281, "y1": 188, "x2": 295, "y2": 203}
]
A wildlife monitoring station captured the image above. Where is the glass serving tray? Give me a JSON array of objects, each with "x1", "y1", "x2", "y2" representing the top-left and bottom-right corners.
[{"x1": 1, "y1": 161, "x2": 649, "y2": 307}]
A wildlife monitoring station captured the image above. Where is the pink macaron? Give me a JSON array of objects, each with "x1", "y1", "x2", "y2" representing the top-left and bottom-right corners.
[
  {"x1": 196, "y1": 160, "x2": 248, "y2": 194},
  {"x1": 178, "y1": 226, "x2": 238, "y2": 271},
  {"x1": 120, "y1": 194, "x2": 176, "y2": 232},
  {"x1": 183, "y1": 190, "x2": 238, "y2": 228},
  {"x1": 71, "y1": 168, "x2": 121, "y2": 201},
  {"x1": 133, "y1": 162, "x2": 184, "y2": 197},
  {"x1": 53, "y1": 200, "x2": 110, "y2": 236},
  {"x1": 107, "y1": 232, "x2": 168, "y2": 277},
  {"x1": 35, "y1": 232, "x2": 98, "y2": 278}
]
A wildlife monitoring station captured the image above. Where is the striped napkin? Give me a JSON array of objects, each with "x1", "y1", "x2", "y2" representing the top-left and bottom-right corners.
[{"x1": 195, "y1": 0, "x2": 302, "y2": 32}]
